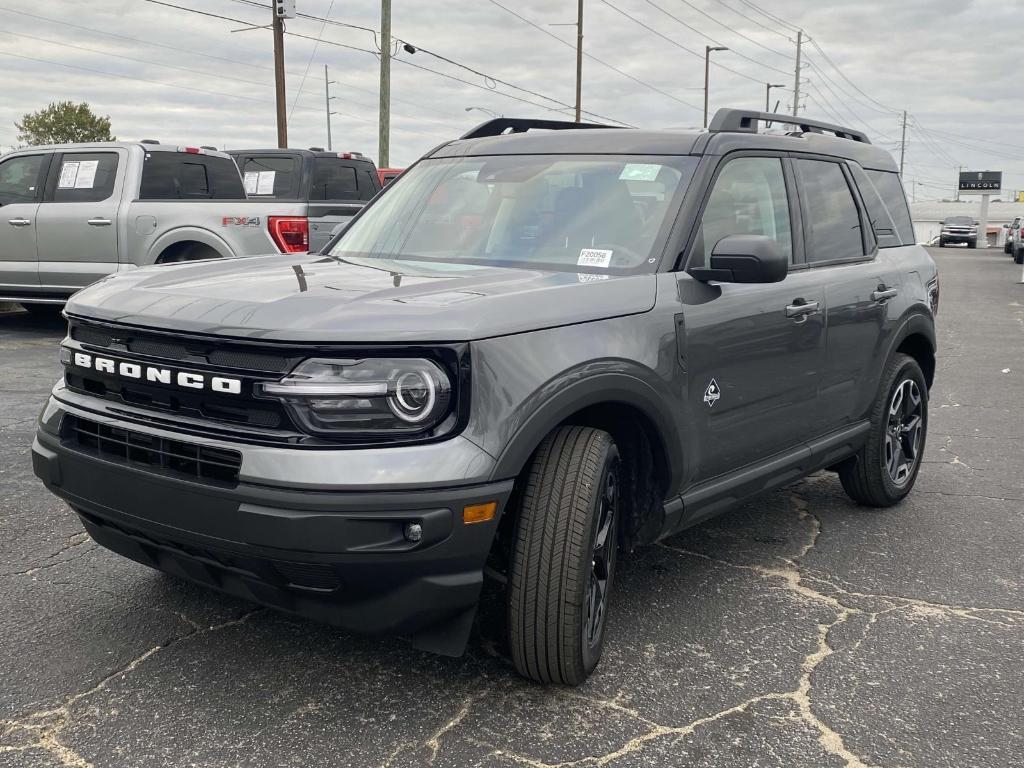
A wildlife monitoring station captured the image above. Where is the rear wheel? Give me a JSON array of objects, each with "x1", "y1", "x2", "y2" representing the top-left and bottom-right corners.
[
  {"x1": 838, "y1": 353, "x2": 927, "y2": 507},
  {"x1": 507, "y1": 426, "x2": 620, "y2": 685}
]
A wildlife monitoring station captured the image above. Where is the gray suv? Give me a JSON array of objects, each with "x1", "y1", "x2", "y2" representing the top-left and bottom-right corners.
[{"x1": 32, "y1": 110, "x2": 938, "y2": 685}]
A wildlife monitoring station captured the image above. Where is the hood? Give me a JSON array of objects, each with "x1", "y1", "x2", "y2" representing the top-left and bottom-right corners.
[{"x1": 66, "y1": 254, "x2": 657, "y2": 342}]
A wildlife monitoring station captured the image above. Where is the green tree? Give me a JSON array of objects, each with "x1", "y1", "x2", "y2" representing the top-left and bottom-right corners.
[{"x1": 15, "y1": 101, "x2": 115, "y2": 145}]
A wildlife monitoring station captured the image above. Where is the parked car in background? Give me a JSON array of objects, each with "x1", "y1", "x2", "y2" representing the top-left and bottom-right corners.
[
  {"x1": 229, "y1": 148, "x2": 381, "y2": 252},
  {"x1": 938, "y1": 215, "x2": 978, "y2": 248},
  {"x1": 378, "y1": 167, "x2": 404, "y2": 186},
  {"x1": 1004, "y1": 216, "x2": 1023, "y2": 261},
  {"x1": 0, "y1": 142, "x2": 308, "y2": 314}
]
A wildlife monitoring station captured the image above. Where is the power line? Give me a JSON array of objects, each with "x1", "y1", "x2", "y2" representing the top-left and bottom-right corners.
[
  {"x1": 486, "y1": 0, "x2": 700, "y2": 113},
  {"x1": 706, "y1": 0, "x2": 794, "y2": 40},
  {"x1": 733, "y1": 0, "x2": 801, "y2": 33},
  {"x1": 148, "y1": 0, "x2": 631, "y2": 126},
  {"x1": 598, "y1": 0, "x2": 766, "y2": 84},
  {"x1": 669, "y1": 0, "x2": 794, "y2": 61},
  {"x1": 804, "y1": 37, "x2": 899, "y2": 116},
  {"x1": 641, "y1": 0, "x2": 791, "y2": 76},
  {"x1": 288, "y1": 0, "x2": 337, "y2": 121}
]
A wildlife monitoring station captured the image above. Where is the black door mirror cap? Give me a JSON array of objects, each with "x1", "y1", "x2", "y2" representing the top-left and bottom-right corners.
[{"x1": 689, "y1": 235, "x2": 788, "y2": 284}]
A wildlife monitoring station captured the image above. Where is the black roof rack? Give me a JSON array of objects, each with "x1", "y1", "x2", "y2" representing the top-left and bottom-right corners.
[
  {"x1": 708, "y1": 108, "x2": 870, "y2": 144},
  {"x1": 460, "y1": 117, "x2": 618, "y2": 140}
]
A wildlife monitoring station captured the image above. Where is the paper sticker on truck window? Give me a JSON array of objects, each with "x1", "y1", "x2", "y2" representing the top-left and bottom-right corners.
[
  {"x1": 57, "y1": 162, "x2": 80, "y2": 189},
  {"x1": 74, "y1": 160, "x2": 98, "y2": 188},
  {"x1": 578, "y1": 248, "x2": 613, "y2": 268},
  {"x1": 244, "y1": 170, "x2": 277, "y2": 195}
]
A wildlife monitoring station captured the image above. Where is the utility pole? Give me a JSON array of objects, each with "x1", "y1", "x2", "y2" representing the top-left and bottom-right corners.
[
  {"x1": 324, "y1": 65, "x2": 334, "y2": 151},
  {"x1": 955, "y1": 165, "x2": 962, "y2": 202},
  {"x1": 792, "y1": 29, "x2": 802, "y2": 118},
  {"x1": 704, "y1": 45, "x2": 728, "y2": 130},
  {"x1": 574, "y1": 0, "x2": 584, "y2": 122},
  {"x1": 378, "y1": 0, "x2": 392, "y2": 169},
  {"x1": 272, "y1": 3, "x2": 288, "y2": 148},
  {"x1": 898, "y1": 110, "x2": 907, "y2": 176}
]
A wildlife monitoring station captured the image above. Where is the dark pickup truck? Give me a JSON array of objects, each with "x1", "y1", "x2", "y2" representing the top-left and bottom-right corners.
[
  {"x1": 229, "y1": 148, "x2": 382, "y2": 252},
  {"x1": 34, "y1": 110, "x2": 938, "y2": 685}
]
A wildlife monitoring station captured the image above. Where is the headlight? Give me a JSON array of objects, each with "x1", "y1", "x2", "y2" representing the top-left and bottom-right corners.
[{"x1": 258, "y1": 357, "x2": 454, "y2": 438}]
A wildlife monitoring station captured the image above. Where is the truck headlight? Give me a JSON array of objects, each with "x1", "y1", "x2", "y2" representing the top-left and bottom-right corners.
[{"x1": 258, "y1": 357, "x2": 453, "y2": 438}]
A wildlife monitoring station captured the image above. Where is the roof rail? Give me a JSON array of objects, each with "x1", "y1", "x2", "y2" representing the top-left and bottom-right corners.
[
  {"x1": 460, "y1": 117, "x2": 617, "y2": 140},
  {"x1": 708, "y1": 108, "x2": 870, "y2": 144},
  {"x1": 140, "y1": 139, "x2": 160, "y2": 145}
]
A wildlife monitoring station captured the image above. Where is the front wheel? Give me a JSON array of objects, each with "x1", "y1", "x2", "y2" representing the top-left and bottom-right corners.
[
  {"x1": 1015, "y1": 248, "x2": 1024, "y2": 265},
  {"x1": 968, "y1": 238, "x2": 978, "y2": 249},
  {"x1": 838, "y1": 353, "x2": 928, "y2": 507},
  {"x1": 507, "y1": 426, "x2": 620, "y2": 685}
]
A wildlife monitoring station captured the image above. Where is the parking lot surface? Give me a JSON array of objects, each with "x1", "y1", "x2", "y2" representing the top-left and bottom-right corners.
[{"x1": 1, "y1": 246, "x2": 1021, "y2": 768}]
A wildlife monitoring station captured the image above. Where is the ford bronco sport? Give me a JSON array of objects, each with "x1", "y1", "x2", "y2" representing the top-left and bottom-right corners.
[{"x1": 33, "y1": 110, "x2": 938, "y2": 685}]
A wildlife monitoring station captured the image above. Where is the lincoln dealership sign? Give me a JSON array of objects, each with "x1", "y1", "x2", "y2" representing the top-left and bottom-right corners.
[{"x1": 958, "y1": 170, "x2": 1002, "y2": 192}]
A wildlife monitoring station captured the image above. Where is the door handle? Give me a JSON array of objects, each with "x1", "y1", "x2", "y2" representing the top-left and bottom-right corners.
[
  {"x1": 871, "y1": 288, "x2": 898, "y2": 301},
  {"x1": 785, "y1": 300, "x2": 820, "y2": 318},
  {"x1": 7, "y1": 218, "x2": 31, "y2": 227},
  {"x1": 87, "y1": 218, "x2": 112, "y2": 226}
]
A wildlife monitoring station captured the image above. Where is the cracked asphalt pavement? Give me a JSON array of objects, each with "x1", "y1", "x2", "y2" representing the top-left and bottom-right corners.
[{"x1": 1, "y1": 246, "x2": 1022, "y2": 767}]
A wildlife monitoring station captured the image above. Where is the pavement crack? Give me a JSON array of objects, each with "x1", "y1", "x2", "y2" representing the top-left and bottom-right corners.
[
  {"x1": 4, "y1": 533, "x2": 96, "y2": 577},
  {"x1": 0, "y1": 608, "x2": 262, "y2": 765}
]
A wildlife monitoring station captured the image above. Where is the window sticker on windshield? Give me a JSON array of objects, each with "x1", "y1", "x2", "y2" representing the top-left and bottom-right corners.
[
  {"x1": 578, "y1": 248, "x2": 613, "y2": 268},
  {"x1": 578, "y1": 273, "x2": 609, "y2": 282},
  {"x1": 73, "y1": 160, "x2": 99, "y2": 189},
  {"x1": 619, "y1": 164, "x2": 661, "y2": 182},
  {"x1": 243, "y1": 171, "x2": 259, "y2": 195},
  {"x1": 57, "y1": 161, "x2": 80, "y2": 189}
]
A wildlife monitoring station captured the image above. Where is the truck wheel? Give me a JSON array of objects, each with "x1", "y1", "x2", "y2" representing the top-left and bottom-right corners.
[
  {"x1": 1015, "y1": 247, "x2": 1024, "y2": 265},
  {"x1": 968, "y1": 238, "x2": 977, "y2": 248},
  {"x1": 838, "y1": 353, "x2": 927, "y2": 507},
  {"x1": 507, "y1": 426, "x2": 620, "y2": 685},
  {"x1": 938, "y1": 240, "x2": 945, "y2": 247},
  {"x1": 1005, "y1": 240, "x2": 1012, "y2": 254},
  {"x1": 21, "y1": 303, "x2": 63, "y2": 319}
]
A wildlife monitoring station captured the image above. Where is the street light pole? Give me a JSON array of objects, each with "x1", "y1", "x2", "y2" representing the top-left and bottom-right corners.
[
  {"x1": 703, "y1": 45, "x2": 728, "y2": 130},
  {"x1": 765, "y1": 83, "x2": 784, "y2": 113}
]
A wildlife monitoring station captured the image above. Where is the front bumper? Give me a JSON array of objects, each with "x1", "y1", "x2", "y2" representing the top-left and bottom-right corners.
[{"x1": 32, "y1": 399, "x2": 513, "y2": 655}]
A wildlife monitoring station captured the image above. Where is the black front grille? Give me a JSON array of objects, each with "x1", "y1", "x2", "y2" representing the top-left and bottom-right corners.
[
  {"x1": 62, "y1": 415, "x2": 242, "y2": 487},
  {"x1": 69, "y1": 321, "x2": 291, "y2": 372}
]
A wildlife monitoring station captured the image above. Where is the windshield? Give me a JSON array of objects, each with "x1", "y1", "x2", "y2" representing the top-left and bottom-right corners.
[{"x1": 327, "y1": 154, "x2": 697, "y2": 273}]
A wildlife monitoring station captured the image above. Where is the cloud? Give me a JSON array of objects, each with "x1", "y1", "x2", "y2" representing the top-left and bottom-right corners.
[{"x1": 1, "y1": 0, "x2": 1021, "y2": 195}]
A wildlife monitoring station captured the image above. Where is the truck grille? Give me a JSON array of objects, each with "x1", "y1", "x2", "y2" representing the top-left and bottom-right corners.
[{"x1": 62, "y1": 415, "x2": 242, "y2": 486}]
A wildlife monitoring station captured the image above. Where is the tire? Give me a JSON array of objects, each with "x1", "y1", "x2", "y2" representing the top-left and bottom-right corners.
[
  {"x1": 1004, "y1": 239, "x2": 1012, "y2": 254},
  {"x1": 21, "y1": 303, "x2": 63, "y2": 319},
  {"x1": 968, "y1": 238, "x2": 977, "y2": 249},
  {"x1": 1015, "y1": 247, "x2": 1024, "y2": 265},
  {"x1": 159, "y1": 243, "x2": 221, "y2": 263},
  {"x1": 838, "y1": 353, "x2": 928, "y2": 507},
  {"x1": 507, "y1": 426, "x2": 621, "y2": 685},
  {"x1": 938, "y1": 240, "x2": 945, "y2": 247}
]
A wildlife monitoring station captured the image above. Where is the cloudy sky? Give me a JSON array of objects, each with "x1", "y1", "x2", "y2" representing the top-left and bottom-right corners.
[{"x1": 1, "y1": 0, "x2": 1022, "y2": 200}]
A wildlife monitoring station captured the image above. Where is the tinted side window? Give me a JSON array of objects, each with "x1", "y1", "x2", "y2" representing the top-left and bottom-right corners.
[
  {"x1": 140, "y1": 153, "x2": 244, "y2": 199},
  {"x1": 795, "y1": 159, "x2": 865, "y2": 263},
  {"x1": 696, "y1": 156, "x2": 793, "y2": 267},
  {"x1": 357, "y1": 168, "x2": 380, "y2": 201},
  {"x1": 0, "y1": 154, "x2": 46, "y2": 204},
  {"x1": 865, "y1": 170, "x2": 915, "y2": 245},
  {"x1": 310, "y1": 159, "x2": 358, "y2": 200},
  {"x1": 51, "y1": 152, "x2": 119, "y2": 203},
  {"x1": 849, "y1": 164, "x2": 899, "y2": 249},
  {"x1": 234, "y1": 155, "x2": 301, "y2": 198}
]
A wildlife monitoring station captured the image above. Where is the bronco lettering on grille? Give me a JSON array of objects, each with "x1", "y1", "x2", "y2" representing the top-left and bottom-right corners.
[{"x1": 69, "y1": 352, "x2": 242, "y2": 395}]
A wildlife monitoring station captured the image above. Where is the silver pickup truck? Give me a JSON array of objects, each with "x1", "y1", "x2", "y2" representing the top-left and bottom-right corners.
[{"x1": 0, "y1": 142, "x2": 307, "y2": 313}]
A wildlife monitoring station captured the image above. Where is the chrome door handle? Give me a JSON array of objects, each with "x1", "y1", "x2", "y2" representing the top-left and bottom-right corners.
[
  {"x1": 785, "y1": 300, "x2": 820, "y2": 318},
  {"x1": 8, "y1": 218, "x2": 31, "y2": 227},
  {"x1": 871, "y1": 288, "x2": 898, "y2": 301},
  {"x1": 87, "y1": 218, "x2": 112, "y2": 226}
]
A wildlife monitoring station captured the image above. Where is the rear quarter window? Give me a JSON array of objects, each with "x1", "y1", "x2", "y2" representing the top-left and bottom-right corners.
[
  {"x1": 140, "y1": 153, "x2": 245, "y2": 200},
  {"x1": 864, "y1": 169, "x2": 915, "y2": 246},
  {"x1": 310, "y1": 158, "x2": 359, "y2": 200}
]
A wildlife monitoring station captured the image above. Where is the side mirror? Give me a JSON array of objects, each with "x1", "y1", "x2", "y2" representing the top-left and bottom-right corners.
[{"x1": 689, "y1": 235, "x2": 788, "y2": 284}]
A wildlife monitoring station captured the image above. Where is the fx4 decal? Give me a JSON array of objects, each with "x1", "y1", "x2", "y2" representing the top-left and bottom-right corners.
[{"x1": 221, "y1": 216, "x2": 261, "y2": 227}]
